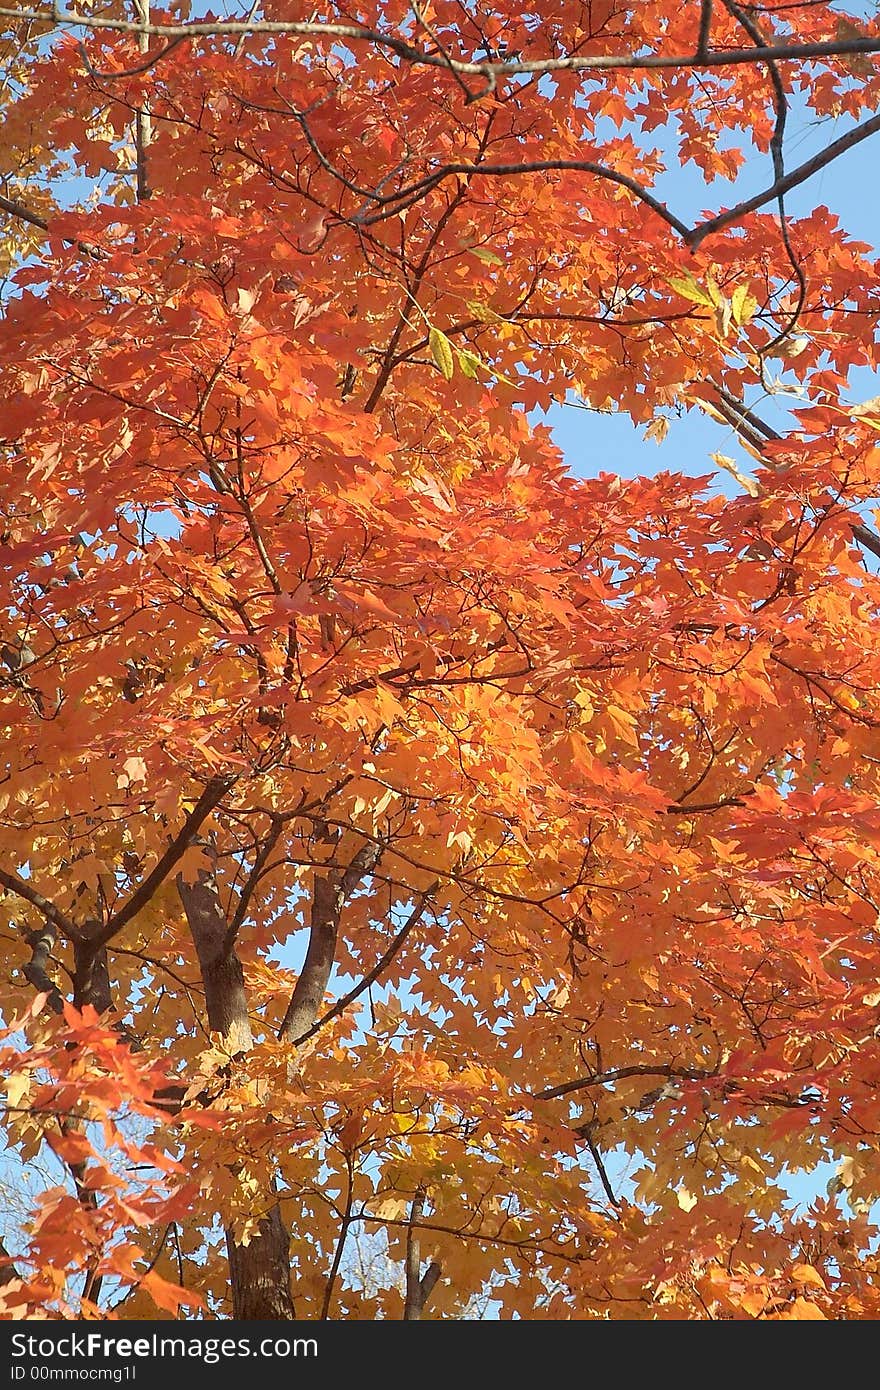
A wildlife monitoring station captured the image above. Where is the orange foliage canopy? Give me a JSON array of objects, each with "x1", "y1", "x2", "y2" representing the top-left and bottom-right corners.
[{"x1": 2, "y1": 0, "x2": 880, "y2": 1319}]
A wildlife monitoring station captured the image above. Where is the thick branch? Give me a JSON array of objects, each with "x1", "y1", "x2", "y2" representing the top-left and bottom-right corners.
[
  {"x1": 0, "y1": 191, "x2": 48, "y2": 231},
  {"x1": 358, "y1": 159, "x2": 691, "y2": 238},
  {"x1": 131, "y1": 0, "x2": 152, "y2": 201},
  {"x1": 21, "y1": 927, "x2": 64, "y2": 1012},
  {"x1": 177, "y1": 869, "x2": 252, "y2": 1055},
  {"x1": 404, "y1": 1191, "x2": 441, "y2": 1320},
  {"x1": 3, "y1": 9, "x2": 880, "y2": 82},
  {"x1": 72, "y1": 938, "x2": 112, "y2": 1013},
  {"x1": 93, "y1": 774, "x2": 233, "y2": 948},
  {"x1": 696, "y1": 0, "x2": 713, "y2": 59},
  {"x1": 176, "y1": 865, "x2": 294, "y2": 1318},
  {"x1": 688, "y1": 111, "x2": 880, "y2": 249},
  {"x1": 290, "y1": 883, "x2": 438, "y2": 1049},
  {"x1": 0, "y1": 868, "x2": 81, "y2": 943},
  {"x1": 278, "y1": 840, "x2": 382, "y2": 1045},
  {"x1": 224, "y1": 814, "x2": 283, "y2": 952}
]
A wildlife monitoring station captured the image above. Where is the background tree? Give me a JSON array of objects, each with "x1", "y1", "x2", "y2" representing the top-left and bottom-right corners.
[{"x1": 2, "y1": 0, "x2": 880, "y2": 1319}]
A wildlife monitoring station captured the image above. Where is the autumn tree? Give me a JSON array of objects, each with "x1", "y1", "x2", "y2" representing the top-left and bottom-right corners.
[{"x1": 3, "y1": 0, "x2": 880, "y2": 1320}]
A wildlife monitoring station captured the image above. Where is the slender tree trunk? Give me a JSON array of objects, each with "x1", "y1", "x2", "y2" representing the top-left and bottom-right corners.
[
  {"x1": 67, "y1": 933, "x2": 115, "y2": 1307},
  {"x1": 403, "y1": 1191, "x2": 441, "y2": 1320},
  {"x1": 178, "y1": 871, "x2": 296, "y2": 1320}
]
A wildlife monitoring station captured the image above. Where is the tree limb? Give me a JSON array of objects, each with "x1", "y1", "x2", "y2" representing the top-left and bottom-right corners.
[
  {"x1": 21, "y1": 926, "x2": 65, "y2": 1013},
  {"x1": 278, "y1": 838, "x2": 383, "y2": 1045},
  {"x1": 2, "y1": 8, "x2": 880, "y2": 83},
  {"x1": 688, "y1": 111, "x2": 880, "y2": 249},
  {"x1": 404, "y1": 1190, "x2": 442, "y2": 1319},
  {"x1": 92, "y1": 774, "x2": 234, "y2": 949},
  {"x1": 0, "y1": 868, "x2": 81, "y2": 944},
  {"x1": 289, "y1": 882, "x2": 438, "y2": 1049}
]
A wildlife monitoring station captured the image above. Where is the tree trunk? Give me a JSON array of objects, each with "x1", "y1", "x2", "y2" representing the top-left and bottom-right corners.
[
  {"x1": 178, "y1": 871, "x2": 295, "y2": 1320},
  {"x1": 73, "y1": 937, "x2": 112, "y2": 1013},
  {"x1": 403, "y1": 1191, "x2": 441, "y2": 1319},
  {"x1": 225, "y1": 1205, "x2": 295, "y2": 1320}
]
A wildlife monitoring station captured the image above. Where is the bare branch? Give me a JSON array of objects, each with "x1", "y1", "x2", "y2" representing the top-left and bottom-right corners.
[
  {"x1": 21, "y1": 927, "x2": 65, "y2": 1012},
  {"x1": 355, "y1": 158, "x2": 692, "y2": 238},
  {"x1": 696, "y1": 0, "x2": 714, "y2": 58},
  {"x1": 404, "y1": 1190, "x2": 442, "y2": 1319},
  {"x1": 2, "y1": 8, "x2": 880, "y2": 84},
  {"x1": 536, "y1": 1063, "x2": 713, "y2": 1101},
  {"x1": 705, "y1": 384, "x2": 880, "y2": 561},
  {"x1": 665, "y1": 795, "x2": 747, "y2": 813},
  {"x1": 581, "y1": 1127, "x2": 621, "y2": 1209},
  {"x1": 688, "y1": 111, "x2": 880, "y2": 249},
  {"x1": 0, "y1": 191, "x2": 48, "y2": 231},
  {"x1": 131, "y1": 0, "x2": 152, "y2": 202},
  {"x1": 320, "y1": 1154, "x2": 354, "y2": 1320},
  {"x1": 223, "y1": 813, "x2": 283, "y2": 953}
]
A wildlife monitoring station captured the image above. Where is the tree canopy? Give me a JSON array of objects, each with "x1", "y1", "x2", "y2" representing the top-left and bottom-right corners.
[{"x1": 2, "y1": 0, "x2": 880, "y2": 1320}]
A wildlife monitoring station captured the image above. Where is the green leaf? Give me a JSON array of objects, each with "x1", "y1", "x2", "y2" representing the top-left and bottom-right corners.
[
  {"x1": 466, "y1": 298, "x2": 504, "y2": 324},
  {"x1": 468, "y1": 246, "x2": 504, "y2": 266},
  {"x1": 429, "y1": 327, "x2": 455, "y2": 380},
  {"x1": 456, "y1": 348, "x2": 483, "y2": 379},
  {"x1": 668, "y1": 273, "x2": 716, "y2": 309},
  {"x1": 731, "y1": 284, "x2": 758, "y2": 327}
]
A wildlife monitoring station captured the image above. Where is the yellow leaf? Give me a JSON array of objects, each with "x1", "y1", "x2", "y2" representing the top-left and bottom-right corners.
[
  {"x1": 782, "y1": 1296, "x2": 827, "y2": 1320},
  {"x1": 676, "y1": 1186, "x2": 698, "y2": 1212},
  {"x1": 714, "y1": 299, "x2": 733, "y2": 339},
  {"x1": 791, "y1": 1263, "x2": 827, "y2": 1291},
  {"x1": 428, "y1": 327, "x2": 455, "y2": 380},
  {"x1": 574, "y1": 690, "x2": 595, "y2": 721},
  {"x1": 668, "y1": 272, "x2": 716, "y2": 309},
  {"x1": 606, "y1": 702, "x2": 639, "y2": 748},
  {"x1": 5, "y1": 1072, "x2": 30, "y2": 1110},
  {"x1": 456, "y1": 347, "x2": 486, "y2": 380},
  {"x1": 644, "y1": 416, "x2": 669, "y2": 445},
  {"x1": 731, "y1": 284, "x2": 758, "y2": 326},
  {"x1": 765, "y1": 334, "x2": 809, "y2": 360},
  {"x1": 852, "y1": 394, "x2": 880, "y2": 417}
]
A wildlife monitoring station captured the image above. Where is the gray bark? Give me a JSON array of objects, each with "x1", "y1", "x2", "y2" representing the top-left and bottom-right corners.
[
  {"x1": 278, "y1": 840, "x2": 381, "y2": 1045},
  {"x1": 403, "y1": 1192, "x2": 441, "y2": 1319}
]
